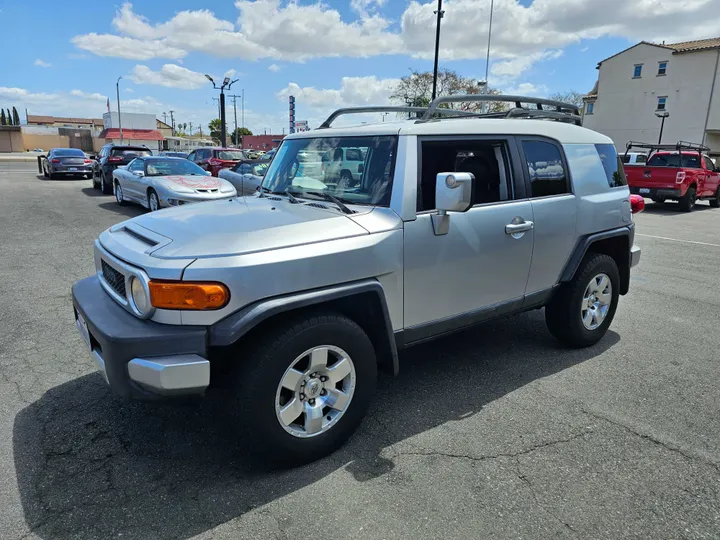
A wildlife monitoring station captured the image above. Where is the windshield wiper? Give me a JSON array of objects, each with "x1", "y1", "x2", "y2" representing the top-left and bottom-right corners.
[
  {"x1": 284, "y1": 188, "x2": 300, "y2": 204},
  {"x1": 257, "y1": 185, "x2": 272, "y2": 198},
  {"x1": 300, "y1": 191, "x2": 354, "y2": 214}
]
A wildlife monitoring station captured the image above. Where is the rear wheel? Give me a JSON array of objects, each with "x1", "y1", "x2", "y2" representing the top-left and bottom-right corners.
[
  {"x1": 710, "y1": 189, "x2": 720, "y2": 208},
  {"x1": 679, "y1": 186, "x2": 696, "y2": 212},
  {"x1": 101, "y1": 172, "x2": 112, "y2": 194},
  {"x1": 43, "y1": 165, "x2": 49, "y2": 178},
  {"x1": 92, "y1": 170, "x2": 99, "y2": 189},
  {"x1": 114, "y1": 181, "x2": 127, "y2": 206},
  {"x1": 148, "y1": 189, "x2": 160, "y2": 211},
  {"x1": 546, "y1": 253, "x2": 620, "y2": 348},
  {"x1": 233, "y1": 313, "x2": 377, "y2": 466}
]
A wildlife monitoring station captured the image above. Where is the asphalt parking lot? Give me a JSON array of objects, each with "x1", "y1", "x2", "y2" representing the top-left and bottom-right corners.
[{"x1": 0, "y1": 161, "x2": 719, "y2": 540}]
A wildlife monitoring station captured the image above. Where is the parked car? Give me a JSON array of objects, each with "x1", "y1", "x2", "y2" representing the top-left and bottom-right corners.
[
  {"x1": 159, "y1": 151, "x2": 189, "y2": 159},
  {"x1": 262, "y1": 147, "x2": 277, "y2": 161},
  {"x1": 324, "y1": 146, "x2": 366, "y2": 186},
  {"x1": 244, "y1": 149, "x2": 262, "y2": 159},
  {"x1": 624, "y1": 141, "x2": 720, "y2": 210},
  {"x1": 41, "y1": 148, "x2": 94, "y2": 179},
  {"x1": 187, "y1": 147, "x2": 245, "y2": 176},
  {"x1": 112, "y1": 157, "x2": 236, "y2": 211},
  {"x1": 93, "y1": 144, "x2": 153, "y2": 194},
  {"x1": 218, "y1": 159, "x2": 270, "y2": 196},
  {"x1": 71, "y1": 94, "x2": 641, "y2": 466},
  {"x1": 621, "y1": 152, "x2": 648, "y2": 165}
]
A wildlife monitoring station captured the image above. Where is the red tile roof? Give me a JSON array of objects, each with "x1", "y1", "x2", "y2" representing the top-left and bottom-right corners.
[{"x1": 99, "y1": 128, "x2": 164, "y2": 141}]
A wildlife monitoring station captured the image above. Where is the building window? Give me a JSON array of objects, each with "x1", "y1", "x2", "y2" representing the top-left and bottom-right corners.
[
  {"x1": 633, "y1": 64, "x2": 643, "y2": 78},
  {"x1": 585, "y1": 102, "x2": 595, "y2": 115},
  {"x1": 657, "y1": 96, "x2": 667, "y2": 110},
  {"x1": 658, "y1": 61, "x2": 668, "y2": 76}
]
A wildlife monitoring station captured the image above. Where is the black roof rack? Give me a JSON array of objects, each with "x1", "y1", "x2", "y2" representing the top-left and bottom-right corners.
[
  {"x1": 317, "y1": 106, "x2": 479, "y2": 129},
  {"x1": 625, "y1": 140, "x2": 710, "y2": 153},
  {"x1": 419, "y1": 94, "x2": 582, "y2": 125}
]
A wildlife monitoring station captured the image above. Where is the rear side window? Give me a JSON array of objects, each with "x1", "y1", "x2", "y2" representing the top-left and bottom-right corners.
[
  {"x1": 345, "y1": 148, "x2": 363, "y2": 161},
  {"x1": 522, "y1": 140, "x2": 570, "y2": 197},
  {"x1": 596, "y1": 144, "x2": 627, "y2": 187}
]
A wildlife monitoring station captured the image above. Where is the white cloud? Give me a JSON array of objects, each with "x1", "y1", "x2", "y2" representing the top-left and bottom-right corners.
[
  {"x1": 351, "y1": 0, "x2": 386, "y2": 16},
  {"x1": 71, "y1": 33, "x2": 186, "y2": 60},
  {"x1": 129, "y1": 64, "x2": 208, "y2": 89},
  {"x1": 491, "y1": 50, "x2": 563, "y2": 78},
  {"x1": 268, "y1": 64, "x2": 281, "y2": 72},
  {"x1": 34, "y1": 59, "x2": 51, "y2": 68},
  {"x1": 0, "y1": 87, "x2": 58, "y2": 102},
  {"x1": 125, "y1": 88, "x2": 135, "y2": 93},
  {"x1": 70, "y1": 90, "x2": 108, "y2": 101},
  {"x1": 502, "y1": 82, "x2": 549, "y2": 97},
  {"x1": 224, "y1": 69, "x2": 238, "y2": 78}
]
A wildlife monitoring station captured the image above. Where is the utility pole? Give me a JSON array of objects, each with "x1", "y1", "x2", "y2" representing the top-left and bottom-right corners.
[
  {"x1": 431, "y1": 0, "x2": 444, "y2": 101},
  {"x1": 188, "y1": 122, "x2": 193, "y2": 136},
  {"x1": 162, "y1": 112, "x2": 168, "y2": 124},
  {"x1": 169, "y1": 110, "x2": 175, "y2": 136},
  {"x1": 116, "y1": 76, "x2": 123, "y2": 144},
  {"x1": 228, "y1": 94, "x2": 241, "y2": 145},
  {"x1": 242, "y1": 89, "x2": 245, "y2": 129}
]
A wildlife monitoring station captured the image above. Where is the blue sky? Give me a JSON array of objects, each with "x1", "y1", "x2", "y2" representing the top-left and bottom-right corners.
[{"x1": 1, "y1": 0, "x2": 715, "y2": 134}]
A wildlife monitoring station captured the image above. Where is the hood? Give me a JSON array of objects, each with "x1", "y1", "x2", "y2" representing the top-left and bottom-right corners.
[
  {"x1": 130, "y1": 196, "x2": 370, "y2": 259},
  {"x1": 155, "y1": 174, "x2": 235, "y2": 194}
]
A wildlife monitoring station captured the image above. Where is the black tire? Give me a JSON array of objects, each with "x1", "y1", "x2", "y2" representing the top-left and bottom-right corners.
[
  {"x1": 86, "y1": 173, "x2": 93, "y2": 180},
  {"x1": 43, "y1": 166, "x2": 49, "y2": 178},
  {"x1": 147, "y1": 189, "x2": 160, "y2": 211},
  {"x1": 710, "y1": 189, "x2": 720, "y2": 208},
  {"x1": 101, "y1": 172, "x2": 112, "y2": 194},
  {"x1": 679, "y1": 186, "x2": 696, "y2": 212},
  {"x1": 545, "y1": 253, "x2": 620, "y2": 348},
  {"x1": 234, "y1": 312, "x2": 377, "y2": 467},
  {"x1": 49, "y1": 171, "x2": 56, "y2": 180},
  {"x1": 651, "y1": 197, "x2": 665, "y2": 204},
  {"x1": 114, "y1": 181, "x2": 127, "y2": 206},
  {"x1": 92, "y1": 170, "x2": 99, "y2": 189}
]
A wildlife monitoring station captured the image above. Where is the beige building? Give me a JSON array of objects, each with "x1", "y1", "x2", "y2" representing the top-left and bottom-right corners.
[
  {"x1": 156, "y1": 119, "x2": 173, "y2": 138},
  {"x1": 583, "y1": 37, "x2": 720, "y2": 155},
  {"x1": 27, "y1": 115, "x2": 104, "y2": 129}
]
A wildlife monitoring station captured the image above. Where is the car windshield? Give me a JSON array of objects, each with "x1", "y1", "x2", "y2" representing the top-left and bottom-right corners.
[
  {"x1": 53, "y1": 149, "x2": 85, "y2": 157},
  {"x1": 261, "y1": 136, "x2": 397, "y2": 207},
  {"x1": 112, "y1": 148, "x2": 152, "y2": 157},
  {"x1": 144, "y1": 159, "x2": 206, "y2": 176},
  {"x1": 216, "y1": 150, "x2": 245, "y2": 160},
  {"x1": 252, "y1": 163, "x2": 269, "y2": 176},
  {"x1": 162, "y1": 152, "x2": 187, "y2": 158},
  {"x1": 647, "y1": 153, "x2": 700, "y2": 168}
]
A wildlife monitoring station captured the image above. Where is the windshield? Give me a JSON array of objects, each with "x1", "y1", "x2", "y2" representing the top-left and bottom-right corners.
[
  {"x1": 145, "y1": 159, "x2": 206, "y2": 176},
  {"x1": 215, "y1": 150, "x2": 245, "y2": 160},
  {"x1": 162, "y1": 152, "x2": 188, "y2": 158},
  {"x1": 647, "y1": 153, "x2": 700, "y2": 168},
  {"x1": 261, "y1": 136, "x2": 397, "y2": 207},
  {"x1": 112, "y1": 148, "x2": 152, "y2": 157},
  {"x1": 53, "y1": 149, "x2": 85, "y2": 157},
  {"x1": 252, "y1": 163, "x2": 269, "y2": 176}
]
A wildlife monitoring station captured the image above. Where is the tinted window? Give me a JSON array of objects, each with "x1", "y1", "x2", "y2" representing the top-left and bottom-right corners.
[
  {"x1": 345, "y1": 148, "x2": 363, "y2": 161},
  {"x1": 621, "y1": 154, "x2": 631, "y2": 164},
  {"x1": 251, "y1": 163, "x2": 269, "y2": 176},
  {"x1": 238, "y1": 163, "x2": 252, "y2": 174},
  {"x1": 647, "y1": 153, "x2": 701, "y2": 168},
  {"x1": 53, "y1": 148, "x2": 85, "y2": 157},
  {"x1": 522, "y1": 141, "x2": 570, "y2": 197},
  {"x1": 704, "y1": 156, "x2": 716, "y2": 170},
  {"x1": 127, "y1": 159, "x2": 143, "y2": 172},
  {"x1": 111, "y1": 148, "x2": 152, "y2": 157},
  {"x1": 595, "y1": 144, "x2": 627, "y2": 187},
  {"x1": 215, "y1": 150, "x2": 244, "y2": 160},
  {"x1": 637, "y1": 154, "x2": 647, "y2": 163}
]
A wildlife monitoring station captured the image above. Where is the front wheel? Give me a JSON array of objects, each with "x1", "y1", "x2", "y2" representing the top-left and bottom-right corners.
[
  {"x1": 234, "y1": 313, "x2": 377, "y2": 466},
  {"x1": 545, "y1": 253, "x2": 620, "y2": 348},
  {"x1": 710, "y1": 189, "x2": 720, "y2": 208},
  {"x1": 148, "y1": 189, "x2": 160, "y2": 211},
  {"x1": 114, "y1": 181, "x2": 127, "y2": 206},
  {"x1": 679, "y1": 186, "x2": 696, "y2": 212}
]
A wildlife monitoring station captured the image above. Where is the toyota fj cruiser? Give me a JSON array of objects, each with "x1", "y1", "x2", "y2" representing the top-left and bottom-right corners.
[{"x1": 72, "y1": 95, "x2": 642, "y2": 466}]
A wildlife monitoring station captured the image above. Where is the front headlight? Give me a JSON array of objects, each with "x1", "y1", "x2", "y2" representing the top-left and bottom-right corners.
[{"x1": 129, "y1": 277, "x2": 151, "y2": 316}]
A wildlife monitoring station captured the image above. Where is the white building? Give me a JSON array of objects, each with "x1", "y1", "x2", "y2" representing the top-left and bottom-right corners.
[
  {"x1": 100, "y1": 112, "x2": 164, "y2": 151},
  {"x1": 163, "y1": 136, "x2": 216, "y2": 152},
  {"x1": 583, "y1": 37, "x2": 720, "y2": 156}
]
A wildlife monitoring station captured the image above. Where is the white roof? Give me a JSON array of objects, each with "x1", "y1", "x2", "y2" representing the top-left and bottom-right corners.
[{"x1": 285, "y1": 117, "x2": 612, "y2": 145}]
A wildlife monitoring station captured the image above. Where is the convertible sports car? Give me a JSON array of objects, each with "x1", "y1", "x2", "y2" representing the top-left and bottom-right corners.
[{"x1": 111, "y1": 156, "x2": 237, "y2": 211}]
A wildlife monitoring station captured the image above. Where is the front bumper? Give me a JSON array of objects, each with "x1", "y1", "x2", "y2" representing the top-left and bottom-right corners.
[
  {"x1": 630, "y1": 186, "x2": 683, "y2": 199},
  {"x1": 72, "y1": 275, "x2": 209, "y2": 399},
  {"x1": 162, "y1": 193, "x2": 236, "y2": 207},
  {"x1": 631, "y1": 245, "x2": 641, "y2": 268}
]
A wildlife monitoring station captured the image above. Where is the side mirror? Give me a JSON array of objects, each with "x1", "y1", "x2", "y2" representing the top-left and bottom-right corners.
[
  {"x1": 432, "y1": 172, "x2": 474, "y2": 235},
  {"x1": 134, "y1": 170, "x2": 144, "y2": 177},
  {"x1": 204, "y1": 170, "x2": 212, "y2": 176}
]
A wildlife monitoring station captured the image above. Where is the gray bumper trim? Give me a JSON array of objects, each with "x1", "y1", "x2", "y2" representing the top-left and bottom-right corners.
[
  {"x1": 630, "y1": 245, "x2": 641, "y2": 268},
  {"x1": 91, "y1": 350, "x2": 109, "y2": 384},
  {"x1": 127, "y1": 355, "x2": 210, "y2": 395}
]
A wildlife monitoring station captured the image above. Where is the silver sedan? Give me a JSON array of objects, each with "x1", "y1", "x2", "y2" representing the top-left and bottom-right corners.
[
  {"x1": 218, "y1": 160, "x2": 270, "y2": 196},
  {"x1": 112, "y1": 157, "x2": 237, "y2": 211}
]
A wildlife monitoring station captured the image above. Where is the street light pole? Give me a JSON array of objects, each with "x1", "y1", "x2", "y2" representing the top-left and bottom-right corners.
[
  {"x1": 205, "y1": 74, "x2": 239, "y2": 148},
  {"x1": 481, "y1": 0, "x2": 494, "y2": 114},
  {"x1": 116, "y1": 76, "x2": 123, "y2": 144},
  {"x1": 656, "y1": 111, "x2": 670, "y2": 144},
  {"x1": 431, "y1": 0, "x2": 444, "y2": 101}
]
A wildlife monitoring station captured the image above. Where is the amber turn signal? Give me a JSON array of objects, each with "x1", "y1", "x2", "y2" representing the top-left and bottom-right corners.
[{"x1": 149, "y1": 281, "x2": 230, "y2": 310}]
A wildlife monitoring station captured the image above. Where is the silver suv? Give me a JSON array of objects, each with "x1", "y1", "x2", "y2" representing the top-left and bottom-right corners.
[{"x1": 72, "y1": 95, "x2": 641, "y2": 466}]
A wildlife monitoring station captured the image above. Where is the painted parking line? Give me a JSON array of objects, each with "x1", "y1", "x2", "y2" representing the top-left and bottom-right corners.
[{"x1": 636, "y1": 233, "x2": 720, "y2": 248}]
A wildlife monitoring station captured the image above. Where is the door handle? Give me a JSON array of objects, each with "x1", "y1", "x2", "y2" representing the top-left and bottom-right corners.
[{"x1": 505, "y1": 221, "x2": 534, "y2": 234}]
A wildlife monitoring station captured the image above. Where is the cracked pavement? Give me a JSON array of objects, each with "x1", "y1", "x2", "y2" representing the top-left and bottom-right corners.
[{"x1": 1, "y1": 162, "x2": 719, "y2": 539}]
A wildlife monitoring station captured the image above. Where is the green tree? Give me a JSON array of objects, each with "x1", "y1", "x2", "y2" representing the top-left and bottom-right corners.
[
  {"x1": 390, "y1": 68, "x2": 506, "y2": 114},
  {"x1": 12, "y1": 107, "x2": 20, "y2": 126},
  {"x1": 208, "y1": 118, "x2": 224, "y2": 142},
  {"x1": 6, "y1": 108, "x2": 13, "y2": 125},
  {"x1": 0, "y1": 109, "x2": 5, "y2": 126},
  {"x1": 231, "y1": 127, "x2": 253, "y2": 145}
]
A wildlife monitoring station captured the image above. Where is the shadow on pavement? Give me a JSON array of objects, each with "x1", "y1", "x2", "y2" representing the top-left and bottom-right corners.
[
  {"x1": 96, "y1": 201, "x2": 146, "y2": 218},
  {"x1": 36, "y1": 175, "x2": 92, "y2": 182},
  {"x1": 642, "y1": 200, "x2": 715, "y2": 215},
  {"x1": 14, "y1": 310, "x2": 619, "y2": 539},
  {"x1": 80, "y1": 187, "x2": 106, "y2": 198}
]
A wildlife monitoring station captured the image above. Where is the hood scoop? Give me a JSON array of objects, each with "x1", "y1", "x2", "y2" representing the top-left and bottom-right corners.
[{"x1": 306, "y1": 202, "x2": 329, "y2": 210}]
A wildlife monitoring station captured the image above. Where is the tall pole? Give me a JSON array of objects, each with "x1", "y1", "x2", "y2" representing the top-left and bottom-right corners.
[
  {"x1": 220, "y1": 88, "x2": 227, "y2": 147},
  {"x1": 233, "y1": 96, "x2": 238, "y2": 140},
  {"x1": 241, "y1": 89, "x2": 245, "y2": 129},
  {"x1": 482, "y1": 0, "x2": 494, "y2": 114},
  {"x1": 431, "y1": 0, "x2": 444, "y2": 102},
  {"x1": 169, "y1": 110, "x2": 175, "y2": 136},
  {"x1": 658, "y1": 115, "x2": 666, "y2": 144},
  {"x1": 116, "y1": 76, "x2": 123, "y2": 144}
]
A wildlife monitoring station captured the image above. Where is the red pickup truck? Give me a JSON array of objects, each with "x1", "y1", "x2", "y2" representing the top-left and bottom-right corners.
[{"x1": 624, "y1": 141, "x2": 720, "y2": 212}]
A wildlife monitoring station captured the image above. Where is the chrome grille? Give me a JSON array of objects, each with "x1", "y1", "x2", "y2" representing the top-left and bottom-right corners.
[{"x1": 101, "y1": 259, "x2": 126, "y2": 298}]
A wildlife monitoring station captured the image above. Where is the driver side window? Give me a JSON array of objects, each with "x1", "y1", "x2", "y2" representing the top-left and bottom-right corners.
[{"x1": 128, "y1": 159, "x2": 143, "y2": 172}]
